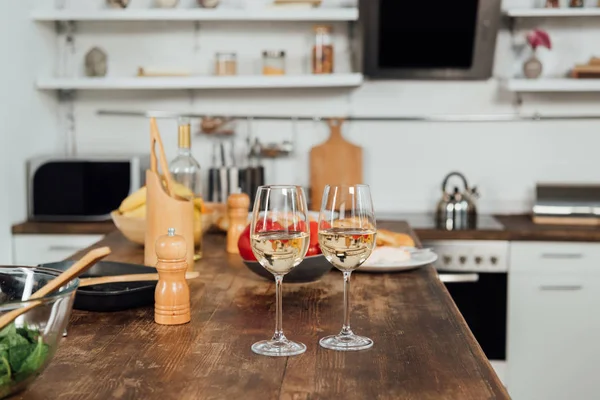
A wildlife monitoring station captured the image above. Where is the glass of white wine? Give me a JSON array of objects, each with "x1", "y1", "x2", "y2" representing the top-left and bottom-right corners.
[
  {"x1": 250, "y1": 185, "x2": 310, "y2": 357},
  {"x1": 318, "y1": 184, "x2": 376, "y2": 351}
]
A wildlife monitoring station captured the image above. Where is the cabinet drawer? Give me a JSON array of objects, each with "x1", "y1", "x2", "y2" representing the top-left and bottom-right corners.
[
  {"x1": 12, "y1": 234, "x2": 104, "y2": 265},
  {"x1": 510, "y1": 242, "x2": 600, "y2": 275}
]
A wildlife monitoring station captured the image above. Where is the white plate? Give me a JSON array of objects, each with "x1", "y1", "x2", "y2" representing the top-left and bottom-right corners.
[{"x1": 359, "y1": 247, "x2": 438, "y2": 273}]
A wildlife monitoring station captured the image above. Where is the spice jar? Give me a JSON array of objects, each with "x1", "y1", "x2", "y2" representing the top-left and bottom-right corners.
[
  {"x1": 312, "y1": 25, "x2": 334, "y2": 74},
  {"x1": 569, "y1": 0, "x2": 583, "y2": 6},
  {"x1": 262, "y1": 50, "x2": 286, "y2": 75},
  {"x1": 215, "y1": 52, "x2": 237, "y2": 76}
]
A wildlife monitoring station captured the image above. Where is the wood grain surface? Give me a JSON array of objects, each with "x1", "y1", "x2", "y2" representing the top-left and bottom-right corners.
[
  {"x1": 309, "y1": 119, "x2": 363, "y2": 211},
  {"x1": 11, "y1": 221, "x2": 116, "y2": 235},
  {"x1": 15, "y1": 223, "x2": 508, "y2": 400}
]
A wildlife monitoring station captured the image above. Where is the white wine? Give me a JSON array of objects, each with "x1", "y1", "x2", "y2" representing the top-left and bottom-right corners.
[
  {"x1": 251, "y1": 231, "x2": 310, "y2": 275},
  {"x1": 319, "y1": 228, "x2": 376, "y2": 272}
]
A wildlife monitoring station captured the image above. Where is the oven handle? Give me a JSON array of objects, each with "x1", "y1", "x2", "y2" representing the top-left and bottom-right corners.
[
  {"x1": 439, "y1": 273, "x2": 479, "y2": 283},
  {"x1": 540, "y1": 285, "x2": 583, "y2": 291}
]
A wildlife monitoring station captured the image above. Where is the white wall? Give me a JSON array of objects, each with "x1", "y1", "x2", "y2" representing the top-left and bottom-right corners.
[
  {"x1": 7, "y1": 0, "x2": 600, "y2": 235},
  {"x1": 0, "y1": 0, "x2": 59, "y2": 263}
]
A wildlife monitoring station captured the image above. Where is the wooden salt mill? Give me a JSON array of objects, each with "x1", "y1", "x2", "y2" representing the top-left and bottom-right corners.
[
  {"x1": 227, "y1": 191, "x2": 250, "y2": 254},
  {"x1": 155, "y1": 228, "x2": 191, "y2": 325}
]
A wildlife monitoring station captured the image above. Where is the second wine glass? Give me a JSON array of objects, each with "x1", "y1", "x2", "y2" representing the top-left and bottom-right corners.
[
  {"x1": 250, "y1": 185, "x2": 310, "y2": 357},
  {"x1": 318, "y1": 184, "x2": 376, "y2": 351}
]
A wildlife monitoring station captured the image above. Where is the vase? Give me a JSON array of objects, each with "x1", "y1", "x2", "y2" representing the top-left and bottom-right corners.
[{"x1": 523, "y1": 52, "x2": 543, "y2": 79}]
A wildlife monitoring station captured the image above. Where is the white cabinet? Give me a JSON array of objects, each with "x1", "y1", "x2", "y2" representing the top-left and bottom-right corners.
[
  {"x1": 508, "y1": 242, "x2": 600, "y2": 400},
  {"x1": 12, "y1": 234, "x2": 104, "y2": 265}
]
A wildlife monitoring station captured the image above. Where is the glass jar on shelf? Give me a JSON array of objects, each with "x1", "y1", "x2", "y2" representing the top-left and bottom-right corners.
[
  {"x1": 312, "y1": 25, "x2": 334, "y2": 74},
  {"x1": 215, "y1": 52, "x2": 237, "y2": 76},
  {"x1": 262, "y1": 50, "x2": 286, "y2": 75}
]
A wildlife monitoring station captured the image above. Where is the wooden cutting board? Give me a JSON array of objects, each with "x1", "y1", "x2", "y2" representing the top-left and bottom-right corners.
[{"x1": 309, "y1": 119, "x2": 363, "y2": 210}]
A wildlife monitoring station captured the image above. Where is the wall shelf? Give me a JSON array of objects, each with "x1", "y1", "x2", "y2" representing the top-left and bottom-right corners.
[
  {"x1": 36, "y1": 74, "x2": 364, "y2": 90},
  {"x1": 505, "y1": 8, "x2": 600, "y2": 18},
  {"x1": 504, "y1": 78, "x2": 600, "y2": 93},
  {"x1": 31, "y1": 8, "x2": 359, "y2": 22}
]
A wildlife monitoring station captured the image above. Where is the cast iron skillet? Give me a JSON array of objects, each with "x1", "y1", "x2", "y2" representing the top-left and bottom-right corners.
[{"x1": 39, "y1": 261, "x2": 155, "y2": 312}]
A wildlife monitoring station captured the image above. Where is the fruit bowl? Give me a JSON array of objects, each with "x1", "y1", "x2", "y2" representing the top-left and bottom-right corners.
[
  {"x1": 111, "y1": 211, "x2": 210, "y2": 246},
  {"x1": 243, "y1": 254, "x2": 332, "y2": 283},
  {"x1": 0, "y1": 266, "x2": 79, "y2": 399}
]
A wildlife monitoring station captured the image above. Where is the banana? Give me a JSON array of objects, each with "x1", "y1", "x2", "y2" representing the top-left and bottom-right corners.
[
  {"x1": 118, "y1": 181, "x2": 205, "y2": 217},
  {"x1": 123, "y1": 204, "x2": 146, "y2": 218},
  {"x1": 193, "y1": 197, "x2": 204, "y2": 213},
  {"x1": 118, "y1": 187, "x2": 147, "y2": 213}
]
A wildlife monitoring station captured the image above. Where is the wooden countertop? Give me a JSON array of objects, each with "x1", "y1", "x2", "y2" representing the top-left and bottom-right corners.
[
  {"x1": 17, "y1": 222, "x2": 507, "y2": 400},
  {"x1": 15, "y1": 214, "x2": 600, "y2": 242}
]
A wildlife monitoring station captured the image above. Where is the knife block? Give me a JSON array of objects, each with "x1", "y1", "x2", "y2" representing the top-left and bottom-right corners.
[{"x1": 144, "y1": 118, "x2": 195, "y2": 268}]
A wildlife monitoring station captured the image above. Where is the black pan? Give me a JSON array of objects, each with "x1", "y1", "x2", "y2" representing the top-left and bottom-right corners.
[{"x1": 39, "y1": 261, "x2": 155, "y2": 312}]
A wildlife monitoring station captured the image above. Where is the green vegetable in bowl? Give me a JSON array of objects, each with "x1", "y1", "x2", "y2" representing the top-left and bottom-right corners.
[{"x1": 0, "y1": 323, "x2": 49, "y2": 395}]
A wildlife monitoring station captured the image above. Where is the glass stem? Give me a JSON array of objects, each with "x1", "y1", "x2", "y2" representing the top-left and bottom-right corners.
[
  {"x1": 272, "y1": 274, "x2": 285, "y2": 342},
  {"x1": 341, "y1": 271, "x2": 353, "y2": 336}
]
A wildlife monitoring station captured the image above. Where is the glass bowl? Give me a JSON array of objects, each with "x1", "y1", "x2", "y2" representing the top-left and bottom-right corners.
[{"x1": 0, "y1": 266, "x2": 78, "y2": 399}]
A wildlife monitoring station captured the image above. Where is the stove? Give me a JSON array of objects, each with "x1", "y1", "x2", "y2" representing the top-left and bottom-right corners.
[{"x1": 377, "y1": 212, "x2": 505, "y2": 231}]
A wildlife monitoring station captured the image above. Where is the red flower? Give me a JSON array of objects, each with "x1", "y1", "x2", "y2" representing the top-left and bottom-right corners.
[{"x1": 527, "y1": 29, "x2": 552, "y2": 50}]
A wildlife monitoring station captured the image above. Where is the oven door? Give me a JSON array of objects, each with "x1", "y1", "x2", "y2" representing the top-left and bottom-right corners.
[
  {"x1": 439, "y1": 272, "x2": 507, "y2": 360},
  {"x1": 360, "y1": 0, "x2": 502, "y2": 80}
]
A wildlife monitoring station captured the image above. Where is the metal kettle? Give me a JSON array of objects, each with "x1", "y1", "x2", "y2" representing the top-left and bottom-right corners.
[{"x1": 436, "y1": 172, "x2": 479, "y2": 231}]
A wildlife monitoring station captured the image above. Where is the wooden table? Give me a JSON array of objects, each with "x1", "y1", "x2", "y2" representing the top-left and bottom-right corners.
[{"x1": 17, "y1": 222, "x2": 509, "y2": 400}]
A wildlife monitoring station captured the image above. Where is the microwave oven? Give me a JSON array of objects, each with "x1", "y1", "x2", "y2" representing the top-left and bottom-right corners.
[
  {"x1": 360, "y1": 0, "x2": 502, "y2": 80},
  {"x1": 27, "y1": 154, "x2": 149, "y2": 222}
]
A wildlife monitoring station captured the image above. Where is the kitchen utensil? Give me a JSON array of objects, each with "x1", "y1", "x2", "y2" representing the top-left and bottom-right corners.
[
  {"x1": 227, "y1": 191, "x2": 250, "y2": 254},
  {"x1": 0, "y1": 247, "x2": 110, "y2": 330},
  {"x1": 40, "y1": 260, "x2": 160, "y2": 312},
  {"x1": 228, "y1": 140, "x2": 240, "y2": 197},
  {"x1": 219, "y1": 142, "x2": 229, "y2": 202},
  {"x1": 436, "y1": 172, "x2": 478, "y2": 231},
  {"x1": 154, "y1": 228, "x2": 191, "y2": 325},
  {"x1": 0, "y1": 266, "x2": 80, "y2": 398},
  {"x1": 359, "y1": 247, "x2": 439, "y2": 273},
  {"x1": 208, "y1": 143, "x2": 221, "y2": 202},
  {"x1": 200, "y1": 117, "x2": 235, "y2": 136},
  {"x1": 79, "y1": 271, "x2": 199, "y2": 287},
  {"x1": 145, "y1": 118, "x2": 194, "y2": 268},
  {"x1": 309, "y1": 118, "x2": 363, "y2": 211},
  {"x1": 243, "y1": 254, "x2": 332, "y2": 283}
]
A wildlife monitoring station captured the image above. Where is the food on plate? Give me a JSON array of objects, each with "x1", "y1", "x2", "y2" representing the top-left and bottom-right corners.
[
  {"x1": 238, "y1": 219, "x2": 322, "y2": 261},
  {"x1": 0, "y1": 323, "x2": 49, "y2": 396},
  {"x1": 376, "y1": 229, "x2": 415, "y2": 248},
  {"x1": 366, "y1": 246, "x2": 411, "y2": 265}
]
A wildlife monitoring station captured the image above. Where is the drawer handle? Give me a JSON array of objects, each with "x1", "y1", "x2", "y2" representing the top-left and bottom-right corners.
[
  {"x1": 540, "y1": 285, "x2": 583, "y2": 291},
  {"x1": 541, "y1": 253, "x2": 584, "y2": 260},
  {"x1": 48, "y1": 246, "x2": 82, "y2": 252},
  {"x1": 439, "y1": 273, "x2": 479, "y2": 283}
]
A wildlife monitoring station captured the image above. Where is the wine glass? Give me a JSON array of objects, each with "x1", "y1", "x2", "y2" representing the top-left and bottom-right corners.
[
  {"x1": 318, "y1": 184, "x2": 376, "y2": 351},
  {"x1": 250, "y1": 185, "x2": 310, "y2": 357}
]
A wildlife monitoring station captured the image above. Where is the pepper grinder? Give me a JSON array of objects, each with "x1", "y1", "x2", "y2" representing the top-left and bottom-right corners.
[
  {"x1": 227, "y1": 190, "x2": 250, "y2": 254},
  {"x1": 155, "y1": 228, "x2": 191, "y2": 325}
]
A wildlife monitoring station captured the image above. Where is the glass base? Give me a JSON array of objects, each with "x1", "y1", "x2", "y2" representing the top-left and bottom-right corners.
[
  {"x1": 252, "y1": 339, "x2": 306, "y2": 357},
  {"x1": 319, "y1": 334, "x2": 373, "y2": 351}
]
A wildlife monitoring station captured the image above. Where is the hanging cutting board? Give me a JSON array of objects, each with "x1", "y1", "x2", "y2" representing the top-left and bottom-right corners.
[{"x1": 310, "y1": 118, "x2": 363, "y2": 210}]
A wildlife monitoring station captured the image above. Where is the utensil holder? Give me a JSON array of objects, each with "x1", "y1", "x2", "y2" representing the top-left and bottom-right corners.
[{"x1": 144, "y1": 118, "x2": 195, "y2": 268}]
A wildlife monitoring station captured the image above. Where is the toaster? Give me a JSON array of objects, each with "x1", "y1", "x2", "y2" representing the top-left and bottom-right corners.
[{"x1": 27, "y1": 154, "x2": 149, "y2": 222}]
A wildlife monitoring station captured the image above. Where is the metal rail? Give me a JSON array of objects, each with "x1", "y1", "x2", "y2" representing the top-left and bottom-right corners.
[{"x1": 97, "y1": 109, "x2": 600, "y2": 123}]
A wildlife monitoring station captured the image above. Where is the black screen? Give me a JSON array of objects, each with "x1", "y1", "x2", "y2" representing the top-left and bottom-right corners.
[
  {"x1": 33, "y1": 161, "x2": 131, "y2": 217},
  {"x1": 378, "y1": 0, "x2": 479, "y2": 69}
]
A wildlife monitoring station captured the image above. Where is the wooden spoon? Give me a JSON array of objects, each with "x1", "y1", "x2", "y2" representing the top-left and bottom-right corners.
[
  {"x1": 0, "y1": 247, "x2": 111, "y2": 330},
  {"x1": 79, "y1": 271, "x2": 200, "y2": 287}
]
